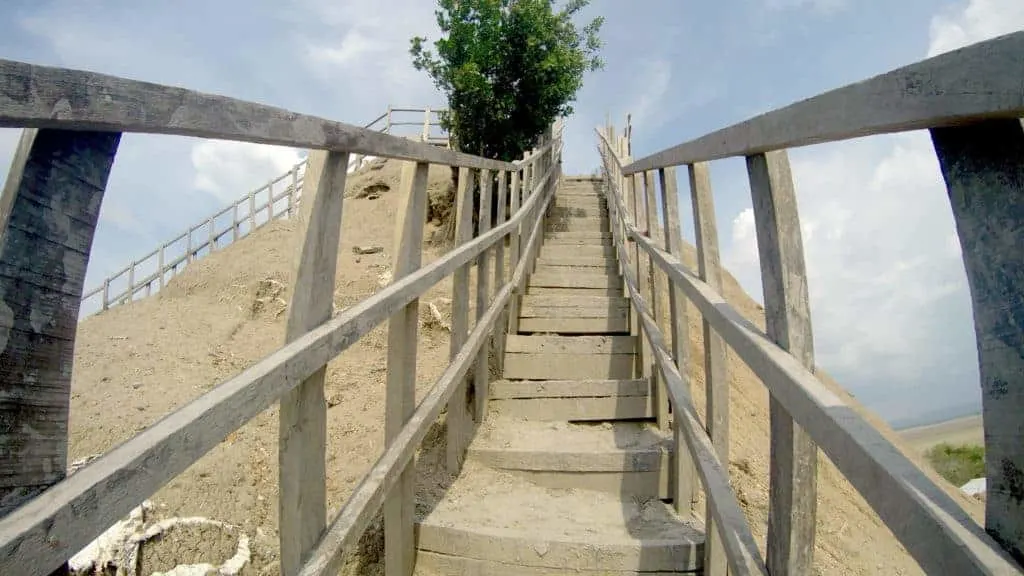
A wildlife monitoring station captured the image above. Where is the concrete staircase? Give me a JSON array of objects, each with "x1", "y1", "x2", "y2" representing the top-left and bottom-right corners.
[{"x1": 415, "y1": 177, "x2": 705, "y2": 574}]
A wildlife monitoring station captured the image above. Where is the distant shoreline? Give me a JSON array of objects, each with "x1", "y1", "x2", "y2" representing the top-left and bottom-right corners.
[{"x1": 897, "y1": 414, "x2": 984, "y2": 453}]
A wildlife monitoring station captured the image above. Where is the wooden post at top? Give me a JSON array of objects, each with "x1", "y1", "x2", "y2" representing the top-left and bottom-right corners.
[
  {"x1": 446, "y1": 167, "x2": 474, "y2": 473},
  {"x1": 506, "y1": 169, "x2": 522, "y2": 335},
  {"x1": 659, "y1": 166, "x2": 698, "y2": 515},
  {"x1": 746, "y1": 150, "x2": 817, "y2": 576},
  {"x1": 0, "y1": 128, "x2": 120, "y2": 532},
  {"x1": 930, "y1": 119, "x2": 1024, "y2": 565},
  {"x1": 279, "y1": 149, "x2": 349, "y2": 576},
  {"x1": 384, "y1": 160, "x2": 430, "y2": 576},
  {"x1": 473, "y1": 169, "x2": 494, "y2": 423}
]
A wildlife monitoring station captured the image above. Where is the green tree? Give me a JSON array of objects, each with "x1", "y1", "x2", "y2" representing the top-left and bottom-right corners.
[{"x1": 410, "y1": 0, "x2": 603, "y2": 161}]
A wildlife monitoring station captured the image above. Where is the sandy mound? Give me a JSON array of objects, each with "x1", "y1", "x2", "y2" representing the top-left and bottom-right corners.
[{"x1": 68, "y1": 158, "x2": 982, "y2": 575}]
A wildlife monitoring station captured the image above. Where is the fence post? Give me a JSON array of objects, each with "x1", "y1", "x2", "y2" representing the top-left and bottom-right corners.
[
  {"x1": 290, "y1": 164, "x2": 300, "y2": 217},
  {"x1": 233, "y1": 203, "x2": 240, "y2": 241},
  {"x1": 208, "y1": 217, "x2": 215, "y2": 254},
  {"x1": 506, "y1": 169, "x2": 522, "y2": 335},
  {"x1": 278, "y1": 150, "x2": 349, "y2": 576},
  {"x1": 385, "y1": 105, "x2": 393, "y2": 134},
  {"x1": 126, "y1": 262, "x2": 136, "y2": 304},
  {"x1": 746, "y1": 150, "x2": 817, "y2": 576},
  {"x1": 0, "y1": 128, "x2": 119, "y2": 540},
  {"x1": 631, "y1": 173, "x2": 653, "y2": 393},
  {"x1": 186, "y1": 227, "x2": 193, "y2": 263},
  {"x1": 249, "y1": 189, "x2": 257, "y2": 233},
  {"x1": 473, "y1": 169, "x2": 494, "y2": 422},
  {"x1": 157, "y1": 245, "x2": 165, "y2": 291},
  {"x1": 422, "y1": 107, "x2": 431, "y2": 142},
  {"x1": 659, "y1": 166, "x2": 698, "y2": 515},
  {"x1": 384, "y1": 160, "x2": 429, "y2": 576},
  {"x1": 930, "y1": 119, "x2": 1024, "y2": 563},
  {"x1": 447, "y1": 167, "x2": 474, "y2": 473},
  {"x1": 643, "y1": 171, "x2": 669, "y2": 430},
  {"x1": 493, "y1": 171, "x2": 509, "y2": 372}
]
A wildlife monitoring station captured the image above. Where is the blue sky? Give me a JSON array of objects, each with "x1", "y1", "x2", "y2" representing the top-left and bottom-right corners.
[{"x1": 1, "y1": 0, "x2": 1022, "y2": 425}]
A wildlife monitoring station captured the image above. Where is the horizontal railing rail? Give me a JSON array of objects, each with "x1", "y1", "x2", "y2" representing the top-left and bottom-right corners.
[
  {"x1": 623, "y1": 31, "x2": 1024, "y2": 174},
  {"x1": 597, "y1": 29, "x2": 1024, "y2": 570},
  {"x1": 0, "y1": 55, "x2": 563, "y2": 576}
]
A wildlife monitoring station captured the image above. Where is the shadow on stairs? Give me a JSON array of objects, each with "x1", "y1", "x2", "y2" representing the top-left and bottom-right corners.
[{"x1": 413, "y1": 177, "x2": 706, "y2": 575}]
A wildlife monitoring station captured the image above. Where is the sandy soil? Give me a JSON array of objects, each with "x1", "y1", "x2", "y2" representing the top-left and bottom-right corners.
[
  {"x1": 898, "y1": 415, "x2": 984, "y2": 454},
  {"x1": 67, "y1": 159, "x2": 985, "y2": 575}
]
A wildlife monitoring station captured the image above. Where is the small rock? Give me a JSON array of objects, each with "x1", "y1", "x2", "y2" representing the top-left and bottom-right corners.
[
  {"x1": 365, "y1": 192, "x2": 380, "y2": 200},
  {"x1": 352, "y1": 245, "x2": 384, "y2": 255},
  {"x1": 131, "y1": 382, "x2": 141, "y2": 390}
]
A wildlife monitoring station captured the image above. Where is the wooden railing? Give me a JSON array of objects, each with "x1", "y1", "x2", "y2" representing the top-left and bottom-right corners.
[
  {"x1": 597, "y1": 30, "x2": 1024, "y2": 575},
  {"x1": 79, "y1": 105, "x2": 450, "y2": 317},
  {"x1": 0, "y1": 57, "x2": 561, "y2": 576}
]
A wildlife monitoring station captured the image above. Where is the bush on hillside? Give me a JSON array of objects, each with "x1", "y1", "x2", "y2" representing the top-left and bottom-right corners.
[{"x1": 925, "y1": 442, "x2": 985, "y2": 487}]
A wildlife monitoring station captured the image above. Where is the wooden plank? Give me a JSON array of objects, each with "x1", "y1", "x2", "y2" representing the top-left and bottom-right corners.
[
  {"x1": 546, "y1": 231, "x2": 611, "y2": 239},
  {"x1": 490, "y1": 396, "x2": 653, "y2": 421},
  {"x1": 643, "y1": 170, "x2": 668, "y2": 431},
  {"x1": 493, "y1": 170, "x2": 509, "y2": 372},
  {"x1": 279, "y1": 150, "x2": 348, "y2": 576},
  {"x1": 533, "y1": 264, "x2": 619, "y2": 277},
  {"x1": 930, "y1": 119, "x2": 1024, "y2": 563},
  {"x1": 503, "y1": 353, "x2": 635, "y2": 380},
  {"x1": 528, "y1": 273, "x2": 619, "y2": 290},
  {"x1": 505, "y1": 335, "x2": 636, "y2": 355},
  {"x1": 746, "y1": 150, "x2": 817, "y2": 576},
  {"x1": 0, "y1": 176, "x2": 551, "y2": 576},
  {"x1": 631, "y1": 228, "x2": 1020, "y2": 575},
  {"x1": 659, "y1": 166, "x2": 697, "y2": 516},
  {"x1": 296, "y1": 279, "x2": 520, "y2": 576},
  {"x1": 0, "y1": 59, "x2": 516, "y2": 171},
  {"x1": 519, "y1": 305, "x2": 628, "y2": 319},
  {"x1": 507, "y1": 169, "x2": 522, "y2": 335},
  {"x1": 526, "y1": 286, "x2": 622, "y2": 297},
  {"x1": 384, "y1": 160, "x2": 428, "y2": 576},
  {"x1": 521, "y1": 295, "x2": 629, "y2": 309},
  {"x1": 518, "y1": 318, "x2": 629, "y2": 334},
  {"x1": 0, "y1": 127, "x2": 118, "y2": 530},
  {"x1": 543, "y1": 237, "x2": 613, "y2": 246},
  {"x1": 474, "y1": 169, "x2": 493, "y2": 423},
  {"x1": 622, "y1": 32, "x2": 1024, "y2": 174},
  {"x1": 447, "y1": 167, "x2": 473, "y2": 473},
  {"x1": 489, "y1": 379, "x2": 649, "y2": 399},
  {"x1": 689, "y1": 161, "x2": 730, "y2": 575},
  {"x1": 535, "y1": 256, "x2": 616, "y2": 267},
  {"x1": 541, "y1": 245, "x2": 615, "y2": 258}
]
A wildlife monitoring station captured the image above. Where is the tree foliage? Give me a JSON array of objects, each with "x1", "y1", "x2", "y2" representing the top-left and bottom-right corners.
[{"x1": 410, "y1": 0, "x2": 603, "y2": 161}]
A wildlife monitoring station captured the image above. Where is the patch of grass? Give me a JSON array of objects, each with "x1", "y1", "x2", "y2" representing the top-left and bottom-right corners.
[{"x1": 925, "y1": 442, "x2": 985, "y2": 487}]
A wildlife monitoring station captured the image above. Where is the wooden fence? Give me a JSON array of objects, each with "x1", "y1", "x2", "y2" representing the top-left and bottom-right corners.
[
  {"x1": 596, "y1": 30, "x2": 1024, "y2": 575},
  {"x1": 79, "y1": 106, "x2": 449, "y2": 317},
  {"x1": 0, "y1": 57, "x2": 561, "y2": 576}
]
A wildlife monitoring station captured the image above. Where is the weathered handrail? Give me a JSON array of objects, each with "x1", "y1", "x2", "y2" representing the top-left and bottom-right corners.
[
  {"x1": 0, "y1": 59, "x2": 512, "y2": 170},
  {"x1": 598, "y1": 28, "x2": 1024, "y2": 569},
  {"x1": 598, "y1": 136, "x2": 767, "y2": 576},
  {"x1": 623, "y1": 31, "x2": 1024, "y2": 174},
  {"x1": 0, "y1": 56, "x2": 562, "y2": 576}
]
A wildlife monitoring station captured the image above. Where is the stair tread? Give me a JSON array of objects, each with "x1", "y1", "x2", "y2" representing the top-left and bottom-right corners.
[
  {"x1": 417, "y1": 464, "x2": 704, "y2": 554},
  {"x1": 490, "y1": 378, "x2": 647, "y2": 398},
  {"x1": 472, "y1": 417, "x2": 668, "y2": 457}
]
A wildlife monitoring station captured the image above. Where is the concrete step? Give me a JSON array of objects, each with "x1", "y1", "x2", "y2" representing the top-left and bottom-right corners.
[
  {"x1": 518, "y1": 294, "x2": 628, "y2": 333},
  {"x1": 415, "y1": 464, "x2": 704, "y2": 574},
  {"x1": 535, "y1": 255, "x2": 617, "y2": 268},
  {"x1": 526, "y1": 286, "x2": 623, "y2": 297},
  {"x1": 503, "y1": 335, "x2": 636, "y2": 381},
  {"x1": 469, "y1": 417, "x2": 671, "y2": 498},
  {"x1": 550, "y1": 205, "x2": 608, "y2": 219},
  {"x1": 528, "y1": 272, "x2": 620, "y2": 292},
  {"x1": 545, "y1": 231, "x2": 612, "y2": 240},
  {"x1": 546, "y1": 220, "x2": 611, "y2": 233},
  {"x1": 543, "y1": 236, "x2": 614, "y2": 246}
]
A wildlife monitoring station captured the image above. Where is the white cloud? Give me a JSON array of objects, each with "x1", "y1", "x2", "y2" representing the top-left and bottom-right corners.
[
  {"x1": 928, "y1": 0, "x2": 1024, "y2": 56},
  {"x1": 191, "y1": 141, "x2": 304, "y2": 205},
  {"x1": 627, "y1": 60, "x2": 672, "y2": 131}
]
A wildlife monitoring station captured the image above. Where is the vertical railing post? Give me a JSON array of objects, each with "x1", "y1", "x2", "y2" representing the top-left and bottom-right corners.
[
  {"x1": 0, "y1": 127, "x2": 120, "y2": 574},
  {"x1": 659, "y1": 166, "x2": 698, "y2": 515},
  {"x1": 126, "y1": 262, "x2": 136, "y2": 304},
  {"x1": 232, "y1": 203, "x2": 240, "y2": 241},
  {"x1": 249, "y1": 189, "x2": 257, "y2": 233},
  {"x1": 278, "y1": 150, "x2": 349, "y2": 576},
  {"x1": 930, "y1": 119, "x2": 1024, "y2": 563},
  {"x1": 506, "y1": 169, "x2": 522, "y2": 335},
  {"x1": 631, "y1": 172, "x2": 653, "y2": 388},
  {"x1": 688, "y1": 160, "x2": 730, "y2": 574},
  {"x1": 474, "y1": 169, "x2": 494, "y2": 422},
  {"x1": 208, "y1": 217, "x2": 215, "y2": 254},
  {"x1": 384, "y1": 160, "x2": 430, "y2": 576},
  {"x1": 186, "y1": 227, "x2": 194, "y2": 263},
  {"x1": 447, "y1": 167, "x2": 474, "y2": 473},
  {"x1": 385, "y1": 105, "x2": 393, "y2": 134},
  {"x1": 746, "y1": 150, "x2": 817, "y2": 576},
  {"x1": 643, "y1": 170, "x2": 669, "y2": 430},
  {"x1": 493, "y1": 170, "x2": 509, "y2": 372},
  {"x1": 290, "y1": 164, "x2": 300, "y2": 217},
  {"x1": 422, "y1": 107, "x2": 431, "y2": 142},
  {"x1": 157, "y1": 245, "x2": 165, "y2": 291}
]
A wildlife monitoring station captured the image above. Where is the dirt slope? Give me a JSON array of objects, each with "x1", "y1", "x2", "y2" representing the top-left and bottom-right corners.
[{"x1": 68, "y1": 159, "x2": 983, "y2": 575}]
